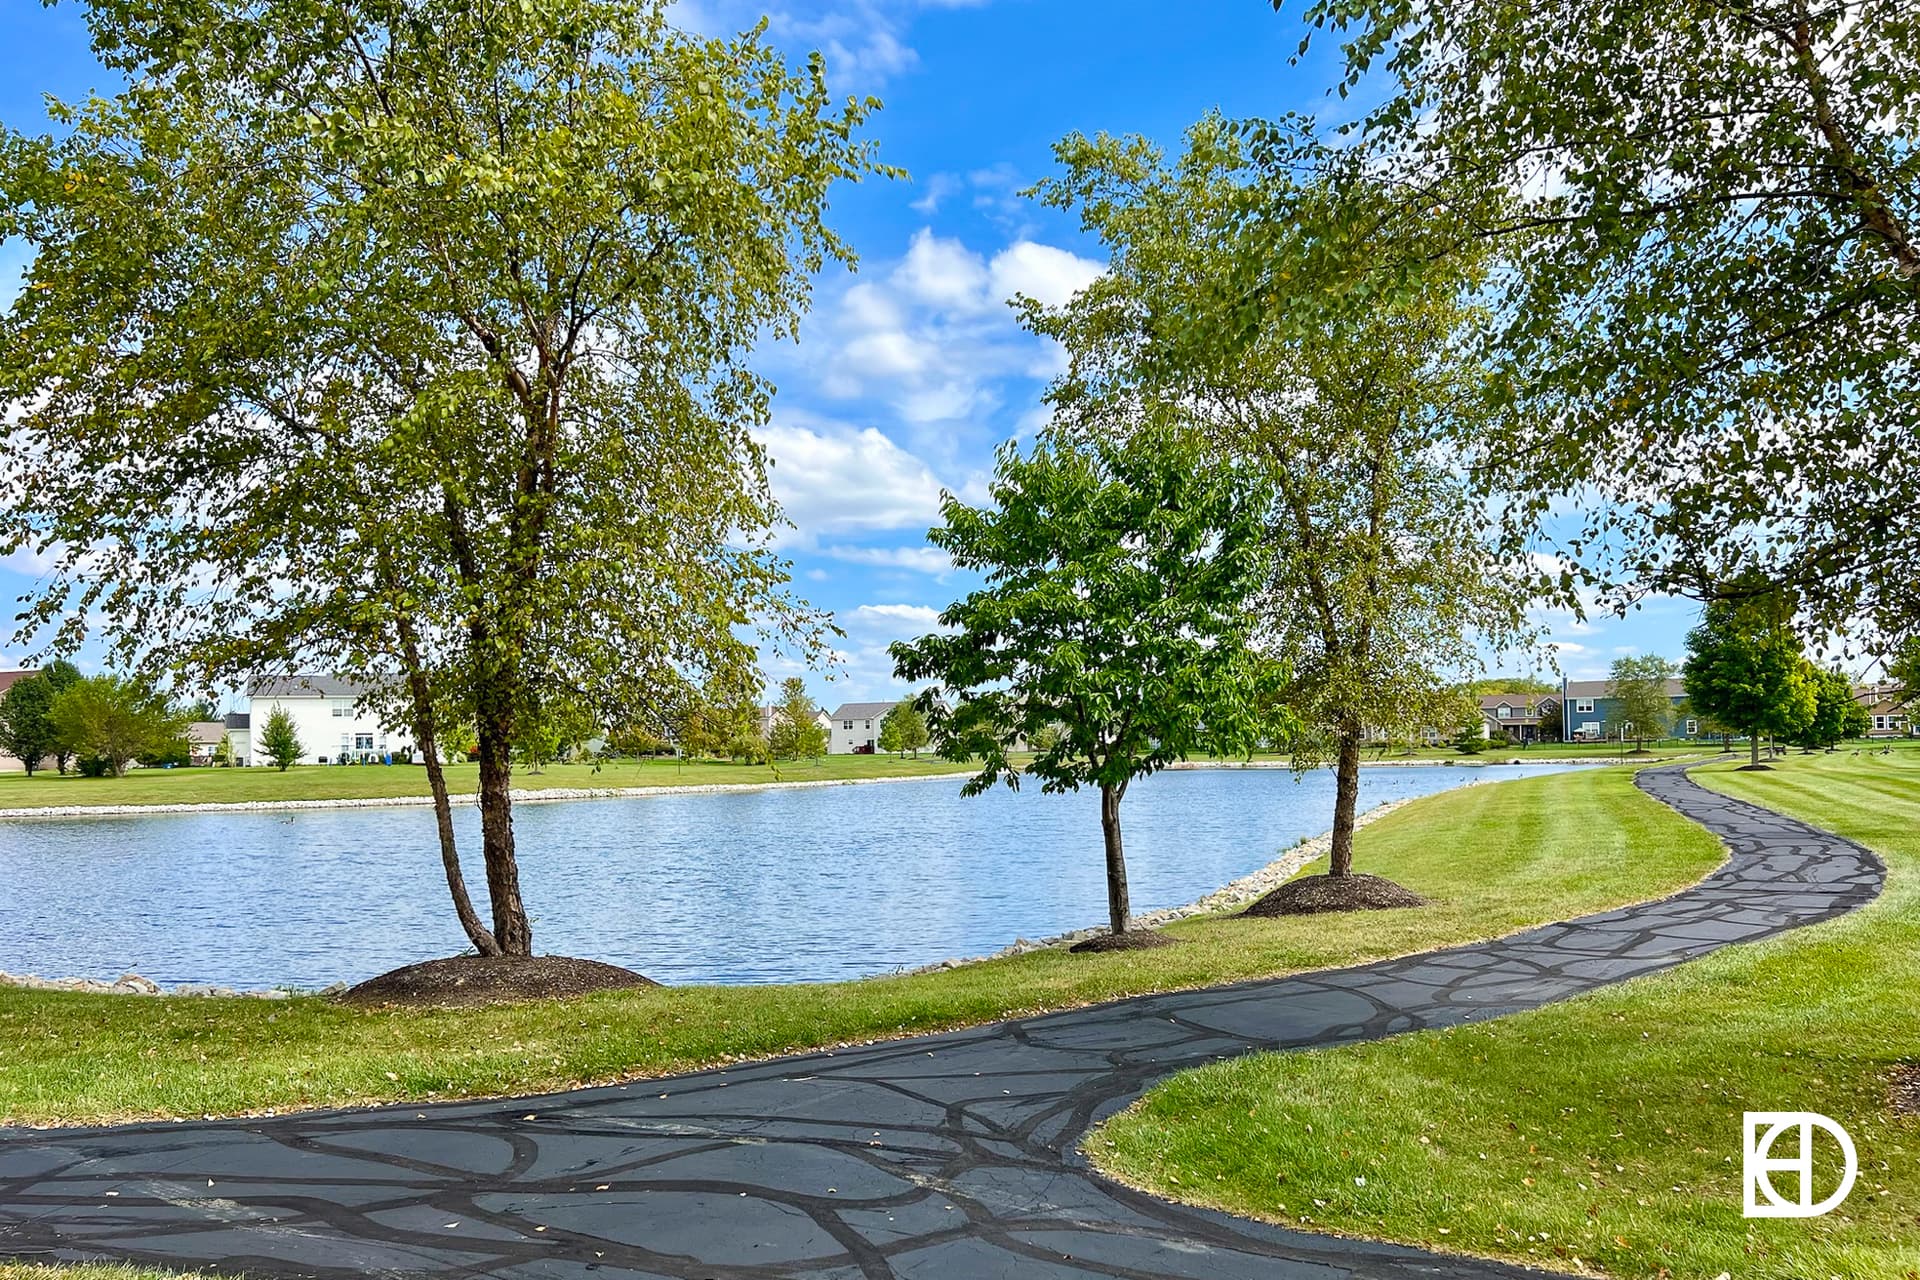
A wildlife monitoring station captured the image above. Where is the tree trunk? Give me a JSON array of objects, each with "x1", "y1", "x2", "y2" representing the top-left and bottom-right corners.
[
  {"x1": 1329, "y1": 730, "x2": 1363, "y2": 877},
  {"x1": 1099, "y1": 782, "x2": 1131, "y2": 936},
  {"x1": 1751, "y1": 727, "x2": 1762, "y2": 767},
  {"x1": 402, "y1": 669, "x2": 499, "y2": 958},
  {"x1": 476, "y1": 704, "x2": 533, "y2": 955}
]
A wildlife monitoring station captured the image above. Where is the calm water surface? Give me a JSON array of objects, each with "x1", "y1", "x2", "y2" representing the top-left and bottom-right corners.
[{"x1": 0, "y1": 764, "x2": 1585, "y2": 988}]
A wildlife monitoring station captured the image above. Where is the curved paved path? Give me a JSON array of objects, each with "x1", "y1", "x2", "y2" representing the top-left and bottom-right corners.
[{"x1": 0, "y1": 763, "x2": 1884, "y2": 1279}]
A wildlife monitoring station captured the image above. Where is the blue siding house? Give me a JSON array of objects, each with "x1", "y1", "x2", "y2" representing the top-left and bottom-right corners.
[{"x1": 1559, "y1": 677, "x2": 1710, "y2": 743}]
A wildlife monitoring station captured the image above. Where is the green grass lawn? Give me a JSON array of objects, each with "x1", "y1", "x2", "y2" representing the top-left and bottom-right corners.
[
  {"x1": 0, "y1": 766, "x2": 1722, "y2": 1128},
  {"x1": 1091, "y1": 750, "x2": 1920, "y2": 1280},
  {"x1": 0, "y1": 753, "x2": 979, "y2": 810},
  {"x1": 0, "y1": 1266, "x2": 177, "y2": 1280}
]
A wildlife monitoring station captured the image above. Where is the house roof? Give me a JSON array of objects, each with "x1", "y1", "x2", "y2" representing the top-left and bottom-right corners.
[
  {"x1": 1562, "y1": 677, "x2": 1687, "y2": 698},
  {"x1": 250, "y1": 674, "x2": 365, "y2": 699},
  {"x1": 1476, "y1": 694, "x2": 1557, "y2": 712},
  {"x1": 829, "y1": 700, "x2": 907, "y2": 721},
  {"x1": 187, "y1": 721, "x2": 228, "y2": 746},
  {"x1": 224, "y1": 711, "x2": 251, "y2": 731},
  {"x1": 0, "y1": 670, "x2": 35, "y2": 695}
]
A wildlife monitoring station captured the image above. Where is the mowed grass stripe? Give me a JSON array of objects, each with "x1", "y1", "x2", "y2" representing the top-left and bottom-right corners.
[{"x1": 1091, "y1": 753, "x2": 1920, "y2": 1280}]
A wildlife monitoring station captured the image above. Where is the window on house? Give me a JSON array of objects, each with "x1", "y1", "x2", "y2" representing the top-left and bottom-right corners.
[
  {"x1": 1581, "y1": 721, "x2": 1600, "y2": 736},
  {"x1": 843, "y1": 720, "x2": 853, "y2": 730},
  {"x1": 355, "y1": 734, "x2": 374, "y2": 753},
  {"x1": 1497, "y1": 705, "x2": 1511, "y2": 718},
  {"x1": 1576, "y1": 699, "x2": 1595, "y2": 713},
  {"x1": 1685, "y1": 719, "x2": 1699, "y2": 735},
  {"x1": 332, "y1": 706, "x2": 345, "y2": 717}
]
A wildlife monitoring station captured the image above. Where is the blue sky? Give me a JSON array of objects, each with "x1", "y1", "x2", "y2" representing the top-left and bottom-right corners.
[{"x1": 0, "y1": 0, "x2": 1703, "y2": 704}]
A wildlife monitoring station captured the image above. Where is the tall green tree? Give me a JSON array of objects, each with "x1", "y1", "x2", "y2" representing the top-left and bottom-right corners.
[
  {"x1": 0, "y1": 0, "x2": 882, "y2": 958},
  {"x1": 47, "y1": 675, "x2": 191, "y2": 778},
  {"x1": 891, "y1": 430, "x2": 1286, "y2": 943},
  {"x1": 878, "y1": 701, "x2": 930, "y2": 758},
  {"x1": 1270, "y1": 0, "x2": 1920, "y2": 640},
  {"x1": 767, "y1": 678, "x2": 828, "y2": 760},
  {"x1": 1683, "y1": 590, "x2": 1818, "y2": 769},
  {"x1": 0, "y1": 661, "x2": 79, "y2": 775},
  {"x1": 260, "y1": 706, "x2": 305, "y2": 772},
  {"x1": 1032, "y1": 120, "x2": 1524, "y2": 883},
  {"x1": 1607, "y1": 654, "x2": 1679, "y2": 751},
  {"x1": 1792, "y1": 667, "x2": 1872, "y2": 750}
]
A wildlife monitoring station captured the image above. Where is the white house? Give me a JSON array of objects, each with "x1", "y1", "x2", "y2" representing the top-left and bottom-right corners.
[
  {"x1": 828, "y1": 700, "x2": 907, "y2": 755},
  {"x1": 247, "y1": 675, "x2": 411, "y2": 765}
]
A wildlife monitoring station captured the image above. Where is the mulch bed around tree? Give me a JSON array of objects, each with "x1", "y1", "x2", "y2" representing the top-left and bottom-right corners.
[
  {"x1": 1892, "y1": 1064, "x2": 1920, "y2": 1117},
  {"x1": 337, "y1": 955, "x2": 659, "y2": 1008},
  {"x1": 1241, "y1": 872, "x2": 1430, "y2": 917},
  {"x1": 1069, "y1": 930, "x2": 1177, "y2": 954}
]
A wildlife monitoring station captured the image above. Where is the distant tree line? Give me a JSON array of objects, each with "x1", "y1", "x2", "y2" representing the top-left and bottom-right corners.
[{"x1": 0, "y1": 664, "x2": 201, "y2": 777}]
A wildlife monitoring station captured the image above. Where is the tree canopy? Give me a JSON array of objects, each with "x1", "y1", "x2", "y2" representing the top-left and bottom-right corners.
[
  {"x1": 1030, "y1": 119, "x2": 1521, "y2": 879},
  {"x1": 878, "y1": 701, "x2": 929, "y2": 758},
  {"x1": 891, "y1": 428, "x2": 1285, "y2": 937},
  {"x1": 1683, "y1": 590, "x2": 1818, "y2": 767},
  {"x1": 767, "y1": 678, "x2": 828, "y2": 761},
  {"x1": 48, "y1": 675, "x2": 191, "y2": 778},
  {"x1": 1272, "y1": 0, "x2": 1919, "y2": 641},
  {"x1": 1607, "y1": 655, "x2": 1679, "y2": 750},
  {"x1": 0, "y1": 661, "x2": 79, "y2": 775},
  {"x1": 0, "y1": 0, "x2": 883, "y2": 957}
]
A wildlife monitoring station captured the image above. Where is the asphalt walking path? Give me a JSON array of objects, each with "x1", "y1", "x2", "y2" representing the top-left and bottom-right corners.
[{"x1": 0, "y1": 763, "x2": 1885, "y2": 1279}]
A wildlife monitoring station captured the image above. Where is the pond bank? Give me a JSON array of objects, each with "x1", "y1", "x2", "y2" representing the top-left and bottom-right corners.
[{"x1": 0, "y1": 756, "x2": 1639, "y2": 821}]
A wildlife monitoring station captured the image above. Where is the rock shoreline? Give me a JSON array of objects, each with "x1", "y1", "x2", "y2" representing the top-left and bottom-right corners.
[
  {"x1": 0, "y1": 970, "x2": 348, "y2": 1000},
  {"x1": 904, "y1": 793, "x2": 1424, "y2": 974}
]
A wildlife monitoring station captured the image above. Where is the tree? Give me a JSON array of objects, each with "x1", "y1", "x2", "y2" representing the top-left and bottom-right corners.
[
  {"x1": 878, "y1": 701, "x2": 930, "y2": 758},
  {"x1": 1032, "y1": 121, "x2": 1525, "y2": 888},
  {"x1": 1683, "y1": 589, "x2": 1818, "y2": 769},
  {"x1": 46, "y1": 675, "x2": 191, "y2": 778},
  {"x1": 212, "y1": 733, "x2": 233, "y2": 767},
  {"x1": 767, "y1": 678, "x2": 828, "y2": 760},
  {"x1": 1269, "y1": 0, "x2": 1920, "y2": 643},
  {"x1": 260, "y1": 706, "x2": 304, "y2": 772},
  {"x1": 1793, "y1": 667, "x2": 1872, "y2": 750},
  {"x1": 1537, "y1": 700, "x2": 1564, "y2": 743},
  {"x1": 1607, "y1": 655, "x2": 1679, "y2": 751},
  {"x1": 0, "y1": 1, "x2": 880, "y2": 959},
  {"x1": 891, "y1": 429, "x2": 1285, "y2": 942},
  {"x1": 512, "y1": 699, "x2": 597, "y2": 773},
  {"x1": 0, "y1": 661, "x2": 81, "y2": 776},
  {"x1": 0, "y1": 666, "x2": 64, "y2": 776}
]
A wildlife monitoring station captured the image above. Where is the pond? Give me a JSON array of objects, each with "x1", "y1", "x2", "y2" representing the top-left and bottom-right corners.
[{"x1": 0, "y1": 763, "x2": 1588, "y2": 989}]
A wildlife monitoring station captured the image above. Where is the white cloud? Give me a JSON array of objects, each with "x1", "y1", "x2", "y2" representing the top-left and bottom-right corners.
[
  {"x1": 850, "y1": 603, "x2": 943, "y2": 629},
  {"x1": 892, "y1": 229, "x2": 991, "y2": 310},
  {"x1": 794, "y1": 228, "x2": 1104, "y2": 430},
  {"x1": 756, "y1": 416, "x2": 947, "y2": 542},
  {"x1": 822, "y1": 544, "x2": 955, "y2": 574},
  {"x1": 988, "y1": 240, "x2": 1105, "y2": 309}
]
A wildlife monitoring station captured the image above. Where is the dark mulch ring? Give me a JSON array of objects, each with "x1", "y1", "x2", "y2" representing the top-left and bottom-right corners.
[
  {"x1": 337, "y1": 954, "x2": 659, "y2": 1008},
  {"x1": 1069, "y1": 929, "x2": 1177, "y2": 954},
  {"x1": 1736, "y1": 763, "x2": 1776, "y2": 772},
  {"x1": 1892, "y1": 1064, "x2": 1920, "y2": 1117},
  {"x1": 1241, "y1": 872, "x2": 1430, "y2": 917}
]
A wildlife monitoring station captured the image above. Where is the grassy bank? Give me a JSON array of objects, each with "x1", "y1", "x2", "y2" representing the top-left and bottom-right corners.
[
  {"x1": 0, "y1": 753, "x2": 978, "y2": 811},
  {"x1": 1091, "y1": 751, "x2": 1920, "y2": 1280},
  {"x1": 0, "y1": 766, "x2": 1721, "y2": 1128}
]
